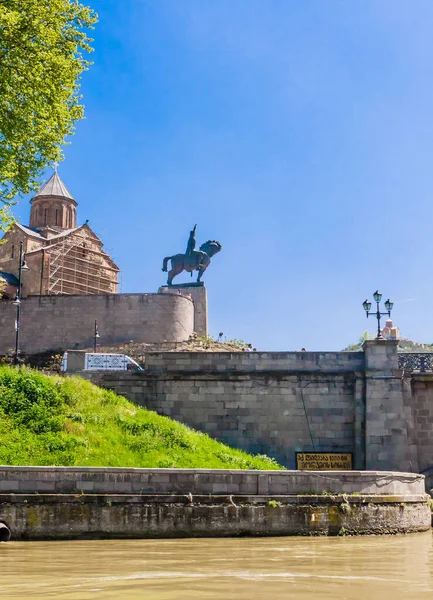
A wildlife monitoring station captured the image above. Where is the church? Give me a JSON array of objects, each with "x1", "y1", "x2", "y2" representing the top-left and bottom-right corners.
[{"x1": 0, "y1": 171, "x2": 119, "y2": 299}]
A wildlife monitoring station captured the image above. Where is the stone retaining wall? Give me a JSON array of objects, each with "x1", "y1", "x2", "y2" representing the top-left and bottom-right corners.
[
  {"x1": 76, "y1": 370, "x2": 360, "y2": 469},
  {"x1": 0, "y1": 469, "x2": 429, "y2": 539},
  {"x1": 85, "y1": 350, "x2": 367, "y2": 470},
  {"x1": 0, "y1": 494, "x2": 430, "y2": 539},
  {"x1": 84, "y1": 341, "x2": 415, "y2": 474}
]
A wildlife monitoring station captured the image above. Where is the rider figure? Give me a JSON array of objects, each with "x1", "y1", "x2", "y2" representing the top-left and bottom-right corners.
[
  {"x1": 186, "y1": 224, "x2": 197, "y2": 256},
  {"x1": 186, "y1": 224, "x2": 205, "y2": 268}
]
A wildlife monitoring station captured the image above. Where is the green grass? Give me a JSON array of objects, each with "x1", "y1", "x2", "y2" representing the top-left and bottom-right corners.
[{"x1": 0, "y1": 366, "x2": 283, "y2": 470}]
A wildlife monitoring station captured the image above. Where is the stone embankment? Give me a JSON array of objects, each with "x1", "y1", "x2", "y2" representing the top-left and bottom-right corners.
[
  {"x1": 0, "y1": 468, "x2": 429, "y2": 540},
  {"x1": 83, "y1": 341, "x2": 433, "y2": 478}
]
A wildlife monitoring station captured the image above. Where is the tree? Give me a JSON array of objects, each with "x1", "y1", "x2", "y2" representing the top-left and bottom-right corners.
[
  {"x1": 0, "y1": 0, "x2": 97, "y2": 231},
  {"x1": 358, "y1": 330, "x2": 373, "y2": 344},
  {"x1": 342, "y1": 330, "x2": 374, "y2": 352}
]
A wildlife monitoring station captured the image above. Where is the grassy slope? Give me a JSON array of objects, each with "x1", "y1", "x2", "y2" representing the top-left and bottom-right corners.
[{"x1": 0, "y1": 367, "x2": 282, "y2": 470}]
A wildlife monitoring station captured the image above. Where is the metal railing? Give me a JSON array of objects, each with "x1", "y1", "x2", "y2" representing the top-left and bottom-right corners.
[{"x1": 398, "y1": 353, "x2": 433, "y2": 373}]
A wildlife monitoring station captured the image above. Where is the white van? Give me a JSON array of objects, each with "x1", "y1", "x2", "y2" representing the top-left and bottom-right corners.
[{"x1": 61, "y1": 352, "x2": 143, "y2": 372}]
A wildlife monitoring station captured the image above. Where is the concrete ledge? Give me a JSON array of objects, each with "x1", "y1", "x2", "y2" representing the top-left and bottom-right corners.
[
  {"x1": 0, "y1": 493, "x2": 428, "y2": 504},
  {"x1": 0, "y1": 467, "x2": 425, "y2": 496}
]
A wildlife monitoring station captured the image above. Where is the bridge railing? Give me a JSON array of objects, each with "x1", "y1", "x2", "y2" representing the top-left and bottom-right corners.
[{"x1": 398, "y1": 353, "x2": 433, "y2": 373}]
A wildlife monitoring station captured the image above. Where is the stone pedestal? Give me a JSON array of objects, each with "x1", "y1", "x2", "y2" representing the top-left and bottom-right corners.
[
  {"x1": 64, "y1": 350, "x2": 86, "y2": 372},
  {"x1": 158, "y1": 283, "x2": 208, "y2": 338},
  {"x1": 363, "y1": 339, "x2": 417, "y2": 472}
]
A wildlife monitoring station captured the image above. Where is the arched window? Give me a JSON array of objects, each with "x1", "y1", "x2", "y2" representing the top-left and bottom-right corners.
[
  {"x1": 44, "y1": 208, "x2": 47, "y2": 226},
  {"x1": 55, "y1": 208, "x2": 59, "y2": 226},
  {"x1": 11, "y1": 244, "x2": 14, "y2": 259}
]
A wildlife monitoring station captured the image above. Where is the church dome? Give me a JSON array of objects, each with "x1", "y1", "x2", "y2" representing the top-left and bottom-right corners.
[{"x1": 30, "y1": 171, "x2": 77, "y2": 231}]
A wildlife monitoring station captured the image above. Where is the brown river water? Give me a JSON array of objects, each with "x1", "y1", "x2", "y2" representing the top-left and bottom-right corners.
[{"x1": 1, "y1": 533, "x2": 432, "y2": 600}]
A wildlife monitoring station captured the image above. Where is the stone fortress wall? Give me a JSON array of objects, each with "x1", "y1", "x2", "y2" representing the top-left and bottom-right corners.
[{"x1": 0, "y1": 293, "x2": 194, "y2": 354}]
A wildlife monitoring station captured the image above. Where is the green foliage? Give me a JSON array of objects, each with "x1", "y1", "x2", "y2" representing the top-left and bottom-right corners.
[
  {"x1": 0, "y1": 349, "x2": 22, "y2": 366},
  {"x1": 255, "y1": 453, "x2": 280, "y2": 466},
  {"x1": 0, "y1": 366, "x2": 284, "y2": 470},
  {"x1": 193, "y1": 334, "x2": 250, "y2": 350},
  {"x1": 397, "y1": 340, "x2": 433, "y2": 353},
  {"x1": 0, "y1": 0, "x2": 97, "y2": 224},
  {"x1": 267, "y1": 500, "x2": 283, "y2": 508},
  {"x1": 220, "y1": 337, "x2": 249, "y2": 349},
  {"x1": 343, "y1": 331, "x2": 433, "y2": 353},
  {"x1": 358, "y1": 330, "x2": 374, "y2": 344},
  {"x1": 339, "y1": 502, "x2": 351, "y2": 514},
  {"x1": 192, "y1": 335, "x2": 220, "y2": 349},
  {"x1": 0, "y1": 205, "x2": 14, "y2": 236},
  {"x1": 342, "y1": 330, "x2": 375, "y2": 352},
  {"x1": 41, "y1": 353, "x2": 63, "y2": 374}
]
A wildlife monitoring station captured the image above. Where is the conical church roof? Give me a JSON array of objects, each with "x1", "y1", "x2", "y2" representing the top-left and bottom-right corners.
[{"x1": 33, "y1": 171, "x2": 74, "y2": 201}]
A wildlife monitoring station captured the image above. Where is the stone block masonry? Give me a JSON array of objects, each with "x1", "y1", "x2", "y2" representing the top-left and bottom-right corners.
[
  {"x1": 0, "y1": 293, "x2": 194, "y2": 354},
  {"x1": 85, "y1": 341, "x2": 433, "y2": 476},
  {"x1": 1, "y1": 493, "x2": 429, "y2": 539},
  {"x1": 159, "y1": 284, "x2": 208, "y2": 337},
  {"x1": 411, "y1": 377, "x2": 433, "y2": 472},
  {"x1": 83, "y1": 346, "x2": 366, "y2": 469},
  {"x1": 144, "y1": 350, "x2": 365, "y2": 373},
  {"x1": 404, "y1": 375, "x2": 433, "y2": 492},
  {"x1": 86, "y1": 363, "x2": 359, "y2": 468},
  {"x1": 0, "y1": 466, "x2": 425, "y2": 495},
  {"x1": 363, "y1": 340, "x2": 413, "y2": 472}
]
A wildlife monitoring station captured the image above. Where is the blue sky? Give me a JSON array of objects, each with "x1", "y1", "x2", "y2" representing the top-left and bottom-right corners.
[{"x1": 12, "y1": 0, "x2": 433, "y2": 349}]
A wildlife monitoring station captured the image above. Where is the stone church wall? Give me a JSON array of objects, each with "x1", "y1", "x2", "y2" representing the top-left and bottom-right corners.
[{"x1": 0, "y1": 293, "x2": 194, "y2": 354}]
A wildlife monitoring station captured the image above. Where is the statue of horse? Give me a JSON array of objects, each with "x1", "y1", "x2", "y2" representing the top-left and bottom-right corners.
[{"x1": 162, "y1": 240, "x2": 222, "y2": 285}]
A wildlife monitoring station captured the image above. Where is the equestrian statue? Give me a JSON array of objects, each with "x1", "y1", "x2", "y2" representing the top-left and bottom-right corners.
[{"x1": 162, "y1": 225, "x2": 222, "y2": 285}]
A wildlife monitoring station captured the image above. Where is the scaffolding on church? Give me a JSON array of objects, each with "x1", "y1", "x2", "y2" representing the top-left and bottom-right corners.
[{"x1": 47, "y1": 234, "x2": 118, "y2": 295}]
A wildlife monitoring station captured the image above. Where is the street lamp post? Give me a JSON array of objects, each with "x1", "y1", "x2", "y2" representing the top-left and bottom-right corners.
[
  {"x1": 12, "y1": 241, "x2": 29, "y2": 365},
  {"x1": 362, "y1": 290, "x2": 393, "y2": 340},
  {"x1": 93, "y1": 320, "x2": 100, "y2": 353}
]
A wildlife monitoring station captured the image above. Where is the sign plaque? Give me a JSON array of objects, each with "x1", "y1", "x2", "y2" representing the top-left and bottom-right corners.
[{"x1": 296, "y1": 452, "x2": 352, "y2": 470}]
